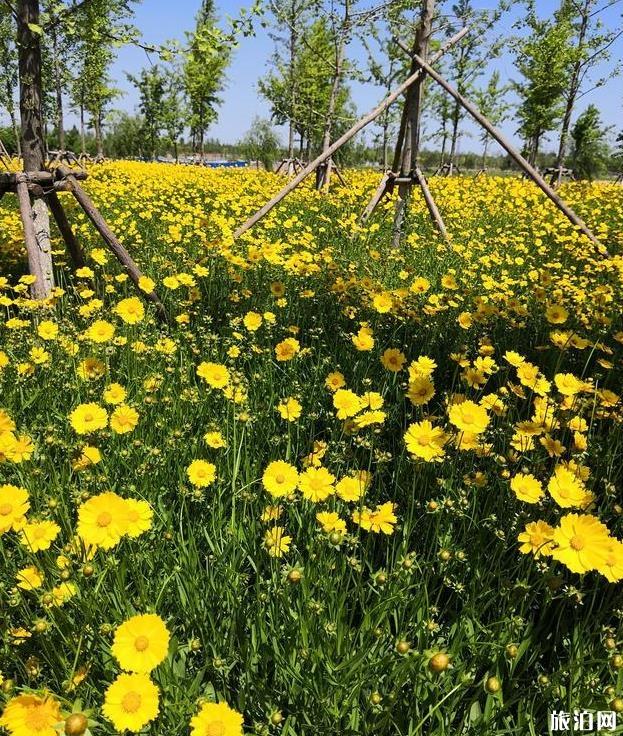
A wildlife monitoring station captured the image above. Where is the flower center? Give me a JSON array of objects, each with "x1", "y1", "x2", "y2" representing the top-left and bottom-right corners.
[
  {"x1": 205, "y1": 721, "x2": 226, "y2": 736},
  {"x1": 0, "y1": 503, "x2": 13, "y2": 515},
  {"x1": 121, "y1": 692, "x2": 142, "y2": 713},
  {"x1": 570, "y1": 535, "x2": 585, "y2": 551},
  {"x1": 134, "y1": 635, "x2": 150, "y2": 652},
  {"x1": 275, "y1": 474, "x2": 285, "y2": 484},
  {"x1": 97, "y1": 512, "x2": 112, "y2": 527},
  {"x1": 84, "y1": 413, "x2": 94, "y2": 423}
]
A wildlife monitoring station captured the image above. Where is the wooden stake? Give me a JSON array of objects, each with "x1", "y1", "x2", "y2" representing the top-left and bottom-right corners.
[
  {"x1": 414, "y1": 167, "x2": 449, "y2": 242},
  {"x1": 410, "y1": 52, "x2": 604, "y2": 250},
  {"x1": 232, "y1": 27, "x2": 470, "y2": 240},
  {"x1": 57, "y1": 167, "x2": 169, "y2": 322},
  {"x1": 46, "y1": 190, "x2": 86, "y2": 269},
  {"x1": 16, "y1": 177, "x2": 48, "y2": 299}
]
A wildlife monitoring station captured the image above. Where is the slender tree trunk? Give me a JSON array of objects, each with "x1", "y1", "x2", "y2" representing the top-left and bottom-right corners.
[
  {"x1": 17, "y1": 0, "x2": 54, "y2": 298},
  {"x1": 51, "y1": 23, "x2": 65, "y2": 151},
  {"x1": 287, "y1": 4, "x2": 298, "y2": 160},
  {"x1": 80, "y1": 99, "x2": 86, "y2": 154},
  {"x1": 555, "y1": 0, "x2": 589, "y2": 184},
  {"x1": 8, "y1": 106, "x2": 22, "y2": 158},
  {"x1": 481, "y1": 135, "x2": 489, "y2": 170},
  {"x1": 448, "y1": 101, "x2": 461, "y2": 167}
]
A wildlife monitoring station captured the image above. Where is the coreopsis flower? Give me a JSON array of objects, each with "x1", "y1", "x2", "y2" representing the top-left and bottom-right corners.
[
  {"x1": 114, "y1": 297, "x2": 145, "y2": 324},
  {"x1": 547, "y1": 466, "x2": 593, "y2": 509},
  {"x1": 77, "y1": 491, "x2": 129, "y2": 549},
  {"x1": 243, "y1": 311, "x2": 262, "y2": 331},
  {"x1": 197, "y1": 362, "x2": 230, "y2": 389},
  {"x1": 37, "y1": 320, "x2": 58, "y2": 340},
  {"x1": 372, "y1": 292, "x2": 393, "y2": 313},
  {"x1": 448, "y1": 400, "x2": 490, "y2": 435},
  {"x1": 15, "y1": 566, "x2": 44, "y2": 591},
  {"x1": 103, "y1": 383, "x2": 127, "y2": 405},
  {"x1": 72, "y1": 445, "x2": 102, "y2": 471},
  {"x1": 404, "y1": 420, "x2": 448, "y2": 462},
  {"x1": 335, "y1": 472, "x2": 370, "y2": 502},
  {"x1": 19, "y1": 520, "x2": 61, "y2": 552},
  {"x1": 325, "y1": 372, "x2": 346, "y2": 391},
  {"x1": 69, "y1": 403, "x2": 108, "y2": 435},
  {"x1": 554, "y1": 373, "x2": 583, "y2": 397},
  {"x1": 190, "y1": 702, "x2": 244, "y2": 736},
  {"x1": 124, "y1": 499, "x2": 153, "y2": 538},
  {"x1": 353, "y1": 502, "x2": 397, "y2": 534},
  {"x1": 110, "y1": 405, "x2": 140, "y2": 434},
  {"x1": 77, "y1": 357, "x2": 106, "y2": 380},
  {"x1": 298, "y1": 466, "x2": 335, "y2": 502},
  {"x1": 138, "y1": 276, "x2": 156, "y2": 293},
  {"x1": 545, "y1": 304, "x2": 569, "y2": 324},
  {"x1": 275, "y1": 337, "x2": 300, "y2": 362},
  {"x1": 317, "y1": 511, "x2": 347, "y2": 535},
  {"x1": 551, "y1": 514, "x2": 611, "y2": 574},
  {"x1": 264, "y1": 526, "x2": 292, "y2": 557},
  {"x1": 381, "y1": 348, "x2": 406, "y2": 372},
  {"x1": 85, "y1": 319, "x2": 116, "y2": 343},
  {"x1": 112, "y1": 614, "x2": 170, "y2": 673},
  {"x1": 333, "y1": 389, "x2": 362, "y2": 420},
  {"x1": 408, "y1": 356, "x2": 437, "y2": 380},
  {"x1": 102, "y1": 673, "x2": 160, "y2": 732},
  {"x1": 0, "y1": 694, "x2": 61, "y2": 736},
  {"x1": 277, "y1": 397, "x2": 302, "y2": 422},
  {"x1": 510, "y1": 473, "x2": 543, "y2": 504},
  {"x1": 0, "y1": 485, "x2": 30, "y2": 533},
  {"x1": 187, "y1": 460, "x2": 217, "y2": 488},
  {"x1": 352, "y1": 326, "x2": 374, "y2": 351},
  {"x1": 407, "y1": 376, "x2": 435, "y2": 405},
  {"x1": 517, "y1": 520, "x2": 555, "y2": 557},
  {"x1": 599, "y1": 539, "x2": 623, "y2": 582},
  {"x1": 204, "y1": 431, "x2": 227, "y2": 449},
  {"x1": 262, "y1": 461, "x2": 299, "y2": 498}
]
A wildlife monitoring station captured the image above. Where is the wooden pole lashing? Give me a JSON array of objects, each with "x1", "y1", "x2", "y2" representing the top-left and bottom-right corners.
[
  {"x1": 232, "y1": 26, "x2": 470, "y2": 240},
  {"x1": 409, "y1": 52, "x2": 604, "y2": 251}
]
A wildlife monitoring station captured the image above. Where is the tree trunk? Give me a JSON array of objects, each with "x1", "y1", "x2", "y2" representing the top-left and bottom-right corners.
[
  {"x1": 481, "y1": 135, "x2": 489, "y2": 170},
  {"x1": 317, "y1": 0, "x2": 350, "y2": 191},
  {"x1": 17, "y1": 0, "x2": 54, "y2": 299},
  {"x1": 51, "y1": 23, "x2": 65, "y2": 151},
  {"x1": 448, "y1": 101, "x2": 461, "y2": 167},
  {"x1": 80, "y1": 100, "x2": 86, "y2": 154},
  {"x1": 94, "y1": 113, "x2": 104, "y2": 159},
  {"x1": 287, "y1": 4, "x2": 298, "y2": 160},
  {"x1": 8, "y1": 108, "x2": 22, "y2": 158}
]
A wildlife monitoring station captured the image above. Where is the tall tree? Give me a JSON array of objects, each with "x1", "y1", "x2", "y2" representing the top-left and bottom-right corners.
[
  {"x1": 184, "y1": 0, "x2": 231, "y2": 161},
  {"x1": 473, "y1": 70, "x2": 510, "y2": 170},
  {"x1": 571, "y1": 103, "x2": 610, "y2": 179},
  {"x1": 0, "y1": 5, "x2": 21, "y2": 156},
  {"x1": 513, "y1": 4, "x2": 575, "y2": 166},
  {"x1": 127, "y1": 65, "x2": 167, "y2": 160},
  {"x1": 553, "y1": 0, "x2": 623, "y2": 181}
]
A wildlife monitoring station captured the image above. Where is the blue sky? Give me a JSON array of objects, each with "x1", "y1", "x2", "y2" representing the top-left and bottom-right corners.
[{"x1": 106, "y1": 0, "x2": 623, "y2": 153}]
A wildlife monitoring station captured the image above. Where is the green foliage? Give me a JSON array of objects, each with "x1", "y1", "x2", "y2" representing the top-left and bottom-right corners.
[
  {"x1": 127, "y1": 66, "x2": 168, "y2": 161},
  {"x1": 571, "y1": 104, "x2": 610, "y2": 180},
  {"x1": 239, "y1": 117, "x2": 283, "y2": 171}
]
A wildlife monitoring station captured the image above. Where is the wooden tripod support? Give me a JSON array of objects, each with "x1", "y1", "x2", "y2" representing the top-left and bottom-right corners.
[{"x1": 0, "y1": 167, "x2": 169, "y2": 321}]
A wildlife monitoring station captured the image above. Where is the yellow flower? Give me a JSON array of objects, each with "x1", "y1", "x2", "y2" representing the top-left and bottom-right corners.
[
  {"x1": 204, "y1": 431, "x2": 227, "y2": 449},
  {"x1": 102, "y1": 673, "x2": 160, "y2": 732},
  {"x1": 190, "y1": 701, "x2": 244, "y2": 736},
  {"x1": 85, "y1": 319, "x2": 116, "y2": 343},
  {"x1": 372, "y1": 292, "x2": 393, "y2": 313},
  {"x1": 103, "y1": 383, "x2": 127, "y2": 405},
  {"x1": 264, "y1": 526, "x2": 292, "y2": 557},
  {"x1": 448, "y1": 400, "x2": 490, "y2": 435},
  {"x1": 380, "y1": 348, "x2": 406, "y2": 372},
  {"x1": 0, "y1": 484, "x2": 30, "y2": 534},
  {"x1": 554, "y1": 373, "x2": 583, "y2": 396},
  {"x1": 138, "y1": 276, "x2": 156, "y2": 293},
  {"x1": 124, "y1": 499, "x2": 153, "y2": 538},
  {"x1": 69, "y1": 403, "x2": 108, "y2": 434},
  {"x1": 546, "y1": 304, "x2": 569, "y2": 324},
  {"x1": 112, "y1": 614, "x2": 170, "y2": 673},
  {"x1": 510, "y1": 473, "x2": 543, "y2": 504},
  {"x1": 19, "y1": 520, "x2": 61, "y2": 552},
  {"x1": 77, "y1": 491, "x2": 129, "y2": 549},
  {"x1": 114, "y1": 297, "x2": 145, "y2": 324},
  {"x1": 298, "y1": 466, "x2": 335, "y2": 502},
  {"x1": 551, "y1": 514, "x2": 611, "y2": 574},
  {"x1": 77, "y1": 357, "x2": 106, "y2": 380},
  {"x1": 0, "y1": 694, "x2": 61, "y2": 736},
  {"x1": 72, "y1": 445, "x2": 102, "y2": 471},
  {"x1": 517, "y1": 520, "x2": 555, "y2": 557},
  {"x1": 262, "y1": 461, "x2": 299, "y2": 498},
  {"x1": 197, "y1": 362, "x2": 230, "y2": 389},
  {"x1": 187, "y1": 460, "x2": 217, "y2": 488},
  {"x1": 277, "y1": 397, "x2": 302, "y2": 422},
  {"x1": 243, "y1": 311, "x2": 263, "y2": 331},
  {"x1": 16, "y1": 566, "x2": 44, "y2": 591},
  {"x1": 408, "y1": 356, "x2": 437, "y2": 380},
  {"x1": 598, "y1": 538, "x2": 623, "y2": 583},
  {"x1": 352, "y1": 326, "x2": 374, "y2": 351},
  {"x1": 316, "y1": 511, "x2": 346, "y2": 535},
  {"x1": 333, "y1": 389, "x2": 362, "y2": 420},
  {"x1": 325, "y1": 371, "x2": 346, "y2": 391},
  {"x1": 407, "y1": 377, "x2": 435, "y2": 405},
  {"x1": 353, "y1": 502, "x2": 397, "y2": 534},
  {"x1": 110, "y1": 405, "x2": 140, "y2": 434},
  {"x1": 404, "y1": 420, "x2": 447, "y2": 462},
  {"x1": 335, "y1": 472, "x2": 370, "y2": 502},
  {"x1": 547, "y1": 466, "x2": 593, "y2": 508},
  {"x1": 275, "y1": 337, "x2": 300, "y2": 362},
  {"x1": 37, "y1": 320, "x2": 58, "y2": 340}
]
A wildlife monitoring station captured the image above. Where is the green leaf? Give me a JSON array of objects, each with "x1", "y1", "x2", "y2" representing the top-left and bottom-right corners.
[{"x1": 27, "y1": 22, "x2": 43, "y2": 35}]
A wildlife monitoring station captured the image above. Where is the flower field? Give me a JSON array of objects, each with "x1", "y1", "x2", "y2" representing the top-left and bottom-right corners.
[{"x1": 1, "y1": 162, "x2": 623, "y2": 735}]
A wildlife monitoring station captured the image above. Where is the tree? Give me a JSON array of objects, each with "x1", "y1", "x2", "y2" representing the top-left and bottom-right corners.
[
  {"x1": 513, "y1": 5, "x2": 575, "y2": 166},
  {"x1": 184, "y1": 0, "x2": 231, "y2": 161},
  {"x1": 105, "y1": 112, "x2": 144, "y2": 158},
  {"x1": 473, "y1": 70, "x2": 510, "y2": 170},
  {"x1": 127, "y1": 66, "x2": 167, "y2": 160},
  {"x1": 553, "y1": 0, "x2": 623, "y2": 181},
  {"x1": 0, "y1": 6, "x2": 21, "y2": 156},
  {"x1": 240, "y1": 117, "x2": 282, "y2": 170},
  {"x1": 571, "y1": 103, "x2": 610, "y2": 179}
]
